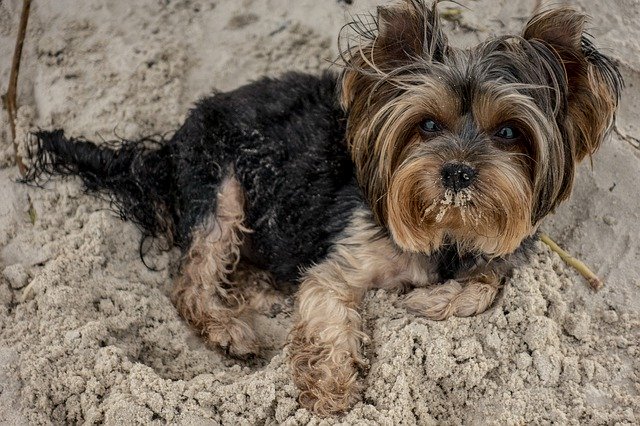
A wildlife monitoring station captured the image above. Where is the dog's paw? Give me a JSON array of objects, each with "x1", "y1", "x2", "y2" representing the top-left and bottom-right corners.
[
  {"x1": 289, "y1": 329, "x2": 362, "y2": 415},
  {"x1": 202, "y1": 314, "x2": 260, "y2": 357},
  {"x1": 402, "y1": 279, "x2": 499, "y2": 320}
]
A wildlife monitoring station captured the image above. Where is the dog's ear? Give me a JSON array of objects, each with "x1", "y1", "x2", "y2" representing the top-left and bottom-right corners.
[
  {"x1": 375, "y1": 0, "x2": 448, "y2": 64},
  {"x1": 341, "y1": 0, "x2": 448, "y2": 110},
  {"x1": 523, "y1": 8, "x2": 623, "y2": 162}
]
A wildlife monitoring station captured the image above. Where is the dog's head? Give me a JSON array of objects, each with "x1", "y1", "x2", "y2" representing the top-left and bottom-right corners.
[{"x1": 341, "y1": 0, "x2": 622, "y2": 256}]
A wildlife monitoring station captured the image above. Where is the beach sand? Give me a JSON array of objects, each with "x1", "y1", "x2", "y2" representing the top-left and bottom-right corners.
[{"x1": 0, "y1": 0, "x2": 639, "y2": 423}]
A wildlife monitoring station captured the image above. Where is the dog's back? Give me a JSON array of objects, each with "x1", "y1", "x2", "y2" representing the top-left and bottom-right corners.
[{"x1": 27, "y1": 72, "x2": 362, "y2": 281}]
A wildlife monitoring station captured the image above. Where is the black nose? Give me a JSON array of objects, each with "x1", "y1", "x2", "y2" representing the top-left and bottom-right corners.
[{"x1": 441, "y1": 163, "x2": 477, "y2": 191}]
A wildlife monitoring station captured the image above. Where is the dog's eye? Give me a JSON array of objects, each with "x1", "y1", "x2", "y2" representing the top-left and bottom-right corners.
[
  {"x1": 419, "y1": 119, "x2": 441, "y2": 133},
  {"x1": 495, "y1": 125, "x2": 519, "y2": 140}
]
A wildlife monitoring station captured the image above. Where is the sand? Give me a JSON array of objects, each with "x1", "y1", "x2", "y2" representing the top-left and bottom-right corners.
[{"x1": 0, "y1": 0, "x2": 639, "y2": 424}]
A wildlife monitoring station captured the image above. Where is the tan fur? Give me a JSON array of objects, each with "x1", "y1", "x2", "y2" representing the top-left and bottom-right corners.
[
  {"x1": 290, "y1": 209, "x2": 438, "y2": 415},
  {"x1": 380, "y1": 89, "x2": 537, "y2": 256},
  {"x1": 340, "y1": 5, "x2": 539, "y2": 257},
  {"x1": 523, "y1": 7, "x2": 619, "y2": 162},
  {"x1": 402, "y1": 270, "x2": 502, "y2": 320},
  {"x1": 171, "y1": 175, "x2": 258, "y2": 357},
  {"x1": 232, "y1": 265, "x2": 290, "y2": 316}
]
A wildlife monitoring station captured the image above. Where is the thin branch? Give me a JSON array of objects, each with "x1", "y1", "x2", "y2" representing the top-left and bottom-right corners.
[
  {"x1": 540, "y1": 233, "x2": 603, "y2": 291},
  {"x1": 2, "y1": 0, "x2": 32, "y2": 176},
  {"x1": 613, "y1": 124, "x2": 640, "y2": 150}
]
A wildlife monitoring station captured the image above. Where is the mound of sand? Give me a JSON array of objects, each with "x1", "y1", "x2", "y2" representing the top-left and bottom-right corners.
[{"x1": 1, "y1": 0, "x2": 638, "y2": 423}]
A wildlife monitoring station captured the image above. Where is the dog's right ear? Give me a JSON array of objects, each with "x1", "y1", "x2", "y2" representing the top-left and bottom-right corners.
[
  {"x1": 340, "y1": 1, "x2": 449, "y2": 227},
  {"x1": 341, "y1": 0, "x2": 448, "y2": 109},
  {"x1": 376, "y1": 0, "x2": 448, "y2": 64}
]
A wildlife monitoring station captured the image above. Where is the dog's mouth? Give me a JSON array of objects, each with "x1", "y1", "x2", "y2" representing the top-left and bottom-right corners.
[
  {"x1": 423, "y1": 184, "x2": 535, "y2": 256},
  {"x1": 386, "y1": 154, "x2": 535, "y2": 256},
  {"x1": 421, "y1": 188, "x2": 474, "y2": 225}
]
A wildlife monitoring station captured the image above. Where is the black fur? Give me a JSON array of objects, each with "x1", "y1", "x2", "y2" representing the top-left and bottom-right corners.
[
  {"x1": 27, "y1": 130, "x2": 176, "y2": 242},
  {"x1": 26, "y1": 72, "x2": 364, "y2": 282},
  {"x1": 169, "y1": 72, "x2": 362, "y2": 280},
  {"x1": 434, "y1": 235, "x2": 538, "y2": 282}
]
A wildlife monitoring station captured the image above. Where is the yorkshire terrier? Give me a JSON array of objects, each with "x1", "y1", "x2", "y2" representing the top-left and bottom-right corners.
[{"x1": 25, "y1": 0, "x2": 621, "y2": 416}]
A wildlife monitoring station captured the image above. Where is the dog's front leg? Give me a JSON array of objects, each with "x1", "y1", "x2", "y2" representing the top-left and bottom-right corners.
[
  {"x1": 288, "y1": 209, "x2": 412, "y2": 415},
  {"x1": 402, "y1": 266, "x2": 504, "y2": 320},
  {"x1": 289, "y1": 257, "x2": 368, "y2": 415}
]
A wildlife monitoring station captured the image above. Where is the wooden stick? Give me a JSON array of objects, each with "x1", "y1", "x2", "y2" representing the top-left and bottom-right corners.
[
  {"x1": 540, "y1": 233, "x2": 603, "y2": 291},
  {"x1": 2, "y1": 0, "x2": 32, "y2": 177}
]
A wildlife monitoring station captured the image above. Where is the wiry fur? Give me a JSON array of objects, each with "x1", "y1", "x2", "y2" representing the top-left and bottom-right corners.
[
  {"x1": 290, "y1": 208, "x2": 437, "y2": 414},
  {"x1": 26, "y1": 130, "x2": 176, "y2": 246},
  {"x1": 24, "y1": 0, "x2": 622, "y2": 416}
]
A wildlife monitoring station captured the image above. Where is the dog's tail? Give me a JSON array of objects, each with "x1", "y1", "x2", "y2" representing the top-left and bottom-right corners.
[{"x1": 25, "y1": 129, "x2": 177, "y2": 245}]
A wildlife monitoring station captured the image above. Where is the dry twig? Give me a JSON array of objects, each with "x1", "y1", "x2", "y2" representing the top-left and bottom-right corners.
[
  {"x1": 540, "y1": 233, "x2": 603, "y2": 291},
  {"x1": 613, "y1": 124, "x2": 640, "y2": 150},
  {"x1": 2, "y1": 0, "x2": 32, "y2": 176}
]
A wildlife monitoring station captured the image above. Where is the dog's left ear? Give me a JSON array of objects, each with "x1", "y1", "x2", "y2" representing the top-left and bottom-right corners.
[{"x1": 523, "y1": 8, "x2": 623, "y2": 162}]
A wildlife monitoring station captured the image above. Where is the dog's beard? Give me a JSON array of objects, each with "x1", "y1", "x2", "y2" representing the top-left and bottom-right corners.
[{"x1": 386, "y1": 140, "x2": 533, "y2": 256}]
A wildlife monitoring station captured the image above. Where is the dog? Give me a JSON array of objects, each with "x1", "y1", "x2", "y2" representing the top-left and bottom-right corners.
[{"x1": 25, "y1": 0, "x2": 621, "y2": 416}]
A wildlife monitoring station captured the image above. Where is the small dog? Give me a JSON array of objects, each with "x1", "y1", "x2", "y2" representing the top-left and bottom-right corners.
[{"x1": 26, "y1": 0, "x2": 621, "y2": 416}]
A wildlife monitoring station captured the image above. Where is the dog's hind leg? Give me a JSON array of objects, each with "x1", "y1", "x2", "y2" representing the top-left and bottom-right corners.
[{"x1": 171, "y1": 176, "x2": 258, "y2": 356}]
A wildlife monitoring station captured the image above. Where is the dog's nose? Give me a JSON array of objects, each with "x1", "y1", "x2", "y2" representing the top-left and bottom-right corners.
[{"x1": 440, "y1": 163, "x2": 477, "y2": 192}]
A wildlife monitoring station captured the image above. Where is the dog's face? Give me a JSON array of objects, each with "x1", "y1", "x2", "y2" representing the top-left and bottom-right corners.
[{"x1": 341, "y1": 0, "x2": 622, "y2": 256}]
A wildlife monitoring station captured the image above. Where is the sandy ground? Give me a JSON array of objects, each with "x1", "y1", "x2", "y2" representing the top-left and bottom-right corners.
[{"x1": 0, "y1": 0, "x2": 639, "y2": 424}]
